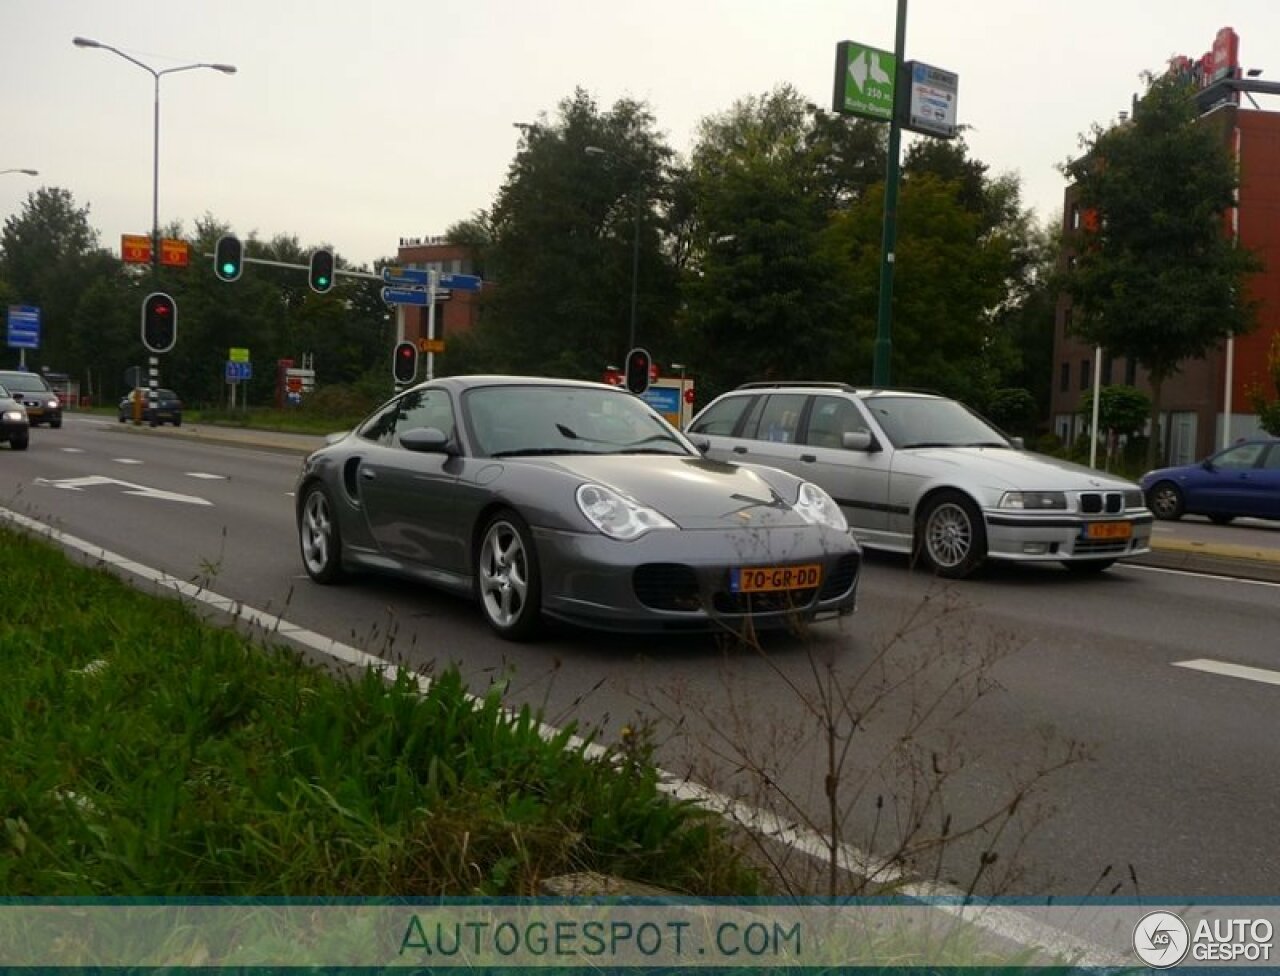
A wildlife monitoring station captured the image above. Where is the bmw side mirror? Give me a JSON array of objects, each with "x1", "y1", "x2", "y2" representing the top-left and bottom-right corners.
[{"x1": 841, "y1": 430, "x2": 876, "y2": 452}]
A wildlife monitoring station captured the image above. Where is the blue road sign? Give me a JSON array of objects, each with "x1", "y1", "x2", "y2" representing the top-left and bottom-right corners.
[
  {"x1": 438, "y1": 272, "x2": 482, "y2": 292},
  {"x1": 6, "y1": 304, "x2": 41, "y2": 350},
  {"x1": 641, "y1": 385, "x2": 680, "y2": 415},
  {"x1": 381, "y1": 286, "x2": 430, "y2": 306},
  {"x1": 225, "y1": 360, "x2": 252, "y2": 381},
  {"x1": 381, "y1": 266, "x2": 432, "y2": 287}
]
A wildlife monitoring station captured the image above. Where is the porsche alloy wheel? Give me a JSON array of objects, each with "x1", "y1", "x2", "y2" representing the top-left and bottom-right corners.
[
  {"x1": 476, "y1": 510, "x2": 542, "y2": 641},
  {"x1": 299, "y1": 483, "x2": 345, "y2": 583}
]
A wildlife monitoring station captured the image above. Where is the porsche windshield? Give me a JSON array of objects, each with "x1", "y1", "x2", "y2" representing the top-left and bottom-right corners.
[{"x1": 465, "y1": 385, "x2": 692, "y2": 458}]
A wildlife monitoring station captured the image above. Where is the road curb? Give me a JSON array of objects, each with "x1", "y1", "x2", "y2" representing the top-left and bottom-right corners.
[{"x1": 1137, "y1": 540, "x2": 1280, "y2": 583}]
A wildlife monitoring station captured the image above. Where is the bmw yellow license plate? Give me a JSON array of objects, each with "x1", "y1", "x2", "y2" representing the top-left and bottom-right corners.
[
  {"x1": 731, "y1": 564, "x2": 823, "y2": 593},
  {"x1": 1086, "y1": 522, "x2": 1132, "y2": 540}
]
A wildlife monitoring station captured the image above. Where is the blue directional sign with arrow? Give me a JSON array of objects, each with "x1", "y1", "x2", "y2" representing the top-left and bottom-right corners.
[
  {"x1": 438, "y1": 272, "x2": 482, "y2": 292},
  {"x1": 381, "y1": 266, "x2": 432, "y2": 287},
  {"x1": 6, "y1": 305, "x2": 41, "y2": 350},
  {"x1": 381, "y1": 287, "x2": 430, "y2": 306}
]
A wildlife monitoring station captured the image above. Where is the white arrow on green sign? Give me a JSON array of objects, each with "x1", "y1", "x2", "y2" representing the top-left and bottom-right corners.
[{"x1": 832, "y1": 40, "x2": 896, "y2": 122}]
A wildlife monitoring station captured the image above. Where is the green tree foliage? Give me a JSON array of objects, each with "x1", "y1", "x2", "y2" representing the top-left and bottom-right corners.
[
  {"x1": 0, "y1": 187, "x2": 105, "y2": 371},
  {"x1": 460, "y1": 89, "x2": 679, "y2": 379},
  {"x1": 675, "y1": 86, "x2": 866, "y2": 401},
  {"x1": 1076, "y1": 383, "x2": 1151, "y2": 437},
  {"x1": 820, "y1": 174, "x2": 1012, "y2": 404},
  {"x1": 1246, "y1": 332, "x2": 1280, "y2": 436},
  {"x1": 1061, "y1": 71, "x2": 1261, "y2": 464}
]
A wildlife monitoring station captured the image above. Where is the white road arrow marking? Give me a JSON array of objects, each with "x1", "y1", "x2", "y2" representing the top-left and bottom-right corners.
[
  {"x1": 1174, "y1": 658, "x2": 1280, "y2": 688},
  {"x1": 33, "y1": 475, "x2": 213, "y2": 506},
  {"x1": 185, "y1": 472, "x2": 227, "y2": 480}
]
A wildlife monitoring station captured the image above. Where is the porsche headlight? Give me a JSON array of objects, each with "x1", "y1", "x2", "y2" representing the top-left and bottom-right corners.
[
  {"x1": 576, "y1": 483, "x2": 676, "y2": 540},
  {"x1": 794, "y1": 482, "x2": 847, "y2": 531},
  {"x1": 2, "y1": 410, "x2": 24, "y2": 423},
  {"x1": 998, "y1": 491, "x2": 1067, "y2": 510}
]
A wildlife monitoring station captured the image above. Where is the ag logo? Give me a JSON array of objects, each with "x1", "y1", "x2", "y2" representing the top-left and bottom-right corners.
[{"x1": 1134, "y1": 911, "x2": 1190, "y2": 968}]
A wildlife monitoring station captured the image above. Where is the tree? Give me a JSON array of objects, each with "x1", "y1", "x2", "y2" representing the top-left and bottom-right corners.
[
  {"x1": 1061, "y1": 71, "x2": 1261, "y2": 466},
  {"x1": 0, "y1": 187, "x2": 105, "y2": 371},
  {"x1": 1246, "y1": 333, "x2": 1280, "y2": 436},
  {"x1": 674, "y1": 86, "x2": 857, "y2": 401},
  {"x1": 470, "y1": 89, "x2": 679, "y2": 379}
]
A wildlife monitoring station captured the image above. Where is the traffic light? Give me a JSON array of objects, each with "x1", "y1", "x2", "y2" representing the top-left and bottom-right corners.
[
  {"x1": 624, "y1": 347, "x2": 652, "y2": 395},
  {"x1": 213, "y1": 234, "x2": 243, "y2": 282},
  {"x1": 308, "y1": 248, "x2": 335, "y2": 293},
  {"x1": 393, "y1": 341, "x2": 418, "y2": 384},
  {"x1": 141, "y1": 292, "x2": 177, "y2": 353}
]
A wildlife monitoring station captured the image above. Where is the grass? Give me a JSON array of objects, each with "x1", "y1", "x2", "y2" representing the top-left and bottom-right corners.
[{"x1": 0, "y1": 525, "x2": 760, "y2": 897}]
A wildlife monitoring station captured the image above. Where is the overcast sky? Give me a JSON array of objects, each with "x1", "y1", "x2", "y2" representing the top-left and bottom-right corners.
[{"x1": 4, "y1": 1, "x2": 1280, "y2": 270}]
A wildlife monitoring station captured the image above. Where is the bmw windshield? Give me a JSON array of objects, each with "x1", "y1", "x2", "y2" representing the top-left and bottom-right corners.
[{"x1": 862, "y1": 395, "x2": 1012, "y2": 450}]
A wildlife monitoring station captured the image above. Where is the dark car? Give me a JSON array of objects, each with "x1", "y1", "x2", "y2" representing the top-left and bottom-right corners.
[
  {"x1": 0, "y1": 383, "x2": 30, "y2": 450},
  {"x1": 295, "y1": 375, "x2": 861, "y2": 641},
  {"x1": 0, "y1": 370, "x2": 61, "y2": 428},
  {"x1": 119, "y1": 388, "x2": 183, "y2": 426},
  {"x1": 1141, "y1": 438, "x2": 1280, "y2": 523}
]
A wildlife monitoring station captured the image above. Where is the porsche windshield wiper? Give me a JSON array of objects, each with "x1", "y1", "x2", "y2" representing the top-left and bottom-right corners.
[{"x1": 490, "y1": 448, "x2": 589, "y2": 458}]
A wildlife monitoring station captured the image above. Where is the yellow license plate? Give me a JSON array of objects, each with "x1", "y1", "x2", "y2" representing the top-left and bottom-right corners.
[
  {"x1": 732, "y1": 564, "x2": 823, "y2": 593},
  {"x1": 1086, "y1": 522, "x2": 1132, "y2": 540}
]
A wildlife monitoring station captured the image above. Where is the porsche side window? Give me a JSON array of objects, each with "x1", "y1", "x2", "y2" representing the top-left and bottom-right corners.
[
  {"x1": 357, "y1": 400, "x2": 402, "y2": 446},
  {"x1": 395, "y1": 390, "x2": 455, "y2": 444}
]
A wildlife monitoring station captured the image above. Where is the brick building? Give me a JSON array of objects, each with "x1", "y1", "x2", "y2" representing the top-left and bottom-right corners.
[
  {"x1": 1051, "y1": 28, "x2": 1280, "y2": 465},
  {"x1": 393, "y1": 236, "x2": 484, "y2": 350}
]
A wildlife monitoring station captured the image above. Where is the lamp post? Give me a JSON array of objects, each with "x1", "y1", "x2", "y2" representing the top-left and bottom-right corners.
[
  {"x1": 585, "y1": 145, "x2": 643, "y2": 355},
  {"x1": 1, "y1": 169, "x2": 38, "y2": 177},
  {"x1": 73, "y1": 36, "x2": 235, "y2": 269}
]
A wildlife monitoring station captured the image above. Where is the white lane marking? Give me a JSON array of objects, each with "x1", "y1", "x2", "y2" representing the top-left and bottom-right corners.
[
  {"x1": 60, "y1": 447, "x2": 86, "y2": 454},
  {"x1": 113, "y1": 458, "x2": 144, "y2": 465},
  {"x1": 1127, "y1": 563, "x2": 1280, "y2": 589},
  {"x1": 1174, "y1": 658, "x2": 1280, "y2": 687},
  {"x1": 0, "y1": 504, "x2": 1112, "y2": 966},
  {"x1": 186, "y1": 472, "x2": 227, "y2": 480},
  {"x1": 32, "y1": 474, "x2": 212, "y2": 506}
]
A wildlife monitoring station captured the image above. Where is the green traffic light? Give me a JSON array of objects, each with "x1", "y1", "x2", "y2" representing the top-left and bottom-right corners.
[
  {"x1": 318, "y1": 276, "x2": 329, "y2": 286},
  {"x1": 221, "y1": 262, "x2": 237, "y2": 275}
]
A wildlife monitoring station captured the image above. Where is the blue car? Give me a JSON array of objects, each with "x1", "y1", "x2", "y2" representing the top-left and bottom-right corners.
[{"x1": 1141, "y1": 438, "x2": 1280, "y2": 523}]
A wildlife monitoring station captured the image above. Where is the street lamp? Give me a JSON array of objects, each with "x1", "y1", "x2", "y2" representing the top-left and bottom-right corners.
[
  {"x1": 1, "y1": 168, "x2": 38, "y2": 176},
  {"x1": 73, "y1": 36, "x2": 235, "y2": 269},
  {"x1": 585, "y1": 145, "x2": 643, "y2": 355}
]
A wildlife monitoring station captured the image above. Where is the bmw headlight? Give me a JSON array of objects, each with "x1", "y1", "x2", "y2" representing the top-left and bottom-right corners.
[
  {"x1": 1124, "y1": 489, "x2": 1146, "y2": 509},
  {"x1": 998, "y1": 491, "x2": 1067, "y2": 510},
  {"x1": 794, "y1": 482, "x2": 847, "y2": 531},
  {"x1": 2, "y1": 410, "x2": 24, "y2": 423},
  {"x1": 576, "y1": 483, "x2": 676, "y2": 540}
]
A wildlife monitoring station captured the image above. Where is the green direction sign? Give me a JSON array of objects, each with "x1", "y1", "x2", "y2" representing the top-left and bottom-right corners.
[
  {"x1": 832, "y1": 40, "x2": 896, "y2": 122},
  {"x1": 229, "y1": 347, "x2": 250, "y2": 363}
]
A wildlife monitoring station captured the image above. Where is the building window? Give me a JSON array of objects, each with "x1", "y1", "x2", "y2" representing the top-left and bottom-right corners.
[
  {"x1": 1060, "y1": 362, "x2": 1070, "y2": 393},
  {"x1": 1063, "y1": 306, "x2": 1074, "y2": 338},
  {"x1": 1080, "y1": 359, "x2": 1091, "y2": 389},
  {"x1": 1070, "y1": 203, "x2": 1081, "y2": 230}
]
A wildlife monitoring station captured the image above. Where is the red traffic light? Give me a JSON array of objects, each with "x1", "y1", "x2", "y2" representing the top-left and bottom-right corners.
[
  {"x1": 624, "y1": 347, "x2": 652, "y2": 395},
  {"x1": 141, "y1": 291, "x2": 178, "y2": 353},
  {"x1": 392, "y1": 340, "x2": 418, "y2": 384}
]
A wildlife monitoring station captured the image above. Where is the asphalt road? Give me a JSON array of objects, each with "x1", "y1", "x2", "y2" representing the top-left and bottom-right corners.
[{"x1": 5, "y1": 415, "x2": 1280, "y2": 898}]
